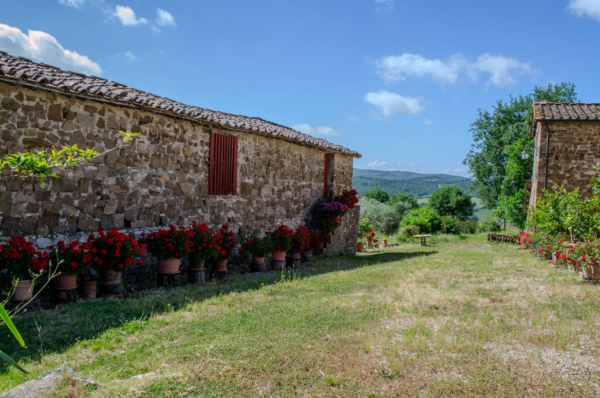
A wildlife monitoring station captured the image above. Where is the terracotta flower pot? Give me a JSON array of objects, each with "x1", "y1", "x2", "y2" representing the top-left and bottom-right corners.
[
  {"x1": 100, "y1": 267, "x2": 122, "y2": 286},
  {"x1": 251, "y1": 256, "x2": 266, "y2": 273},
  {"x1": 288, "y1": 249, "x2": 301, "y2": 259},
  {"x1": 158, "y1": 258, "x2": 181, "y2": 275},
  {"x1": 272, "y1": 251, "x2": 286, "y2": 262},
  {"x1": 12, "y1": 280, "x2": 34, "y2": 302},
  {"x1": 302, "y1": 249, "x2": 313, "y2": 259},
  {"x1": 79, "y1": 281, "x2": 97, "y2": 299},
  {"x1": 367, "y1": 239, "x2": 373, "y2": 248},
  {"x1": 583, "y1": 261, "x2": 600, "y2": 280},
  {"x1": 356, "y1": 242, "x2": 363, "y2": 252},
  {"x1": 55, "y1": 274, "x2": 77, "y2": 290},
  {"x1": 213, "y1": 259, "x2": 228, "y2": 272},
  {"x1": 253, "y1": 256, "x2": 266, "y2": 265},
  {"x1": 189, "y1": 259, "x2": 206, "y2": 271},
  {"x1": 383, "y1": 239, "x2": 388, "y2": 247}
]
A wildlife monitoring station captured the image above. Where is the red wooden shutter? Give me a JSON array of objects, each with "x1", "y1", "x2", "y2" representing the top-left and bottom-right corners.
[
  {"x1": 209, "y1": 132, "x2": 238, "y2": 195},
  {"x1": 323, "y1": 153, "x2": 329, "y2": 198}
]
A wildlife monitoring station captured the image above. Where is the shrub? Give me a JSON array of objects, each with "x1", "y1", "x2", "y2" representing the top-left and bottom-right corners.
[
  {"x1": 400, "y1": 206, "x2": 441, "y2": 234},
  {"x1": 359, "y1": 198, "x2": 402, "y2": 236},
  {"x1": 479, "y1": 219, "x2": 502, "y2": 233},
  {"x1": 398, "y1": 225, "x2": 420, "y2": 241},
  {"x1": 440, "y1": 216, "x2": 461, "y2": 235},
  {"x1": 428, "y1": 185, "x2": 475, "y2": 220},
  {"x1": 88, "y1": 228, "x2": 143, "y2": 269},
  {"x1": 459, "y1": 220, "x2": 478, "y2": 234}
]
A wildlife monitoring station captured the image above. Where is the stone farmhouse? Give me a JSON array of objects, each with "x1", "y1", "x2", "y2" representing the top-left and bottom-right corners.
[
  {"x1": 0, "y1": 51, "x2": 361, "y2": 266},
  {"x1": 526, "y1": 102, "x2": 600, "y2": 210}
]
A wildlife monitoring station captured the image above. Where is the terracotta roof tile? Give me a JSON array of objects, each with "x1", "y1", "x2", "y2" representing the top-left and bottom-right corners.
[
  {"x1": 0, "y1": 51, "x2": 360, "y2": 157},
  {"x1": 533, "y1": 102, "x2": 600, "y2": 121}
]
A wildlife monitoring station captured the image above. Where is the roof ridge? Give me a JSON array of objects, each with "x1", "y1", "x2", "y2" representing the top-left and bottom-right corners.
[{"x1": 0, "y1": 51, "x2": 361, "y2": 157}]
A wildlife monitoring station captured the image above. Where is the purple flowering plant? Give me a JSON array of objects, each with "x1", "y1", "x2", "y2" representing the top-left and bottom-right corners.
[{"x1": 324, "y1": 202, "x2": 348, "y2": 217}]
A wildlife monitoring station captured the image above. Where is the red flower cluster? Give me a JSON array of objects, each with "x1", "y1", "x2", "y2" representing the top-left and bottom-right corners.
[
  {"x1": 87, "y1": 228, "x2": 142, "y2": 269},
  {"x1": 188, "y1": 222, "x2": 218, "y2": 262},
  {"x1": 337, "y1": 189, "x2": 359, "y2": 210},
  {"x1": 518, "y1": 232, "x2": 530, "y2": 247},
  {"x1": 0, "y1": 238, "x2": 48, "y2": 288},
  {"x1": 212, "y1": 225, "x2": 236, "y2": 260},
  {"x1": 291, "y1": 226, "x2": 311, "y2": 253},
  {"x1": 267, "y1": 225, "x2": 294, "y2": 252},
  {"x1": 240, "y1": 235, "x2": 273, "y2": 260},
  {"x1": 142, "y1": 225, "x2": 193, "y2": 260},
  {"x1": 322, "y1": 214, "x2": 341, "y2": 236},
  {"x1": 48, "y1": 240, "x2": 90, "y2": 276},
  {"x1": 363, "y1": 231, "x2": 376, "y2": 239},
  {"x1": 309, "y1": 230, "x2": 324, "y2": 248}
]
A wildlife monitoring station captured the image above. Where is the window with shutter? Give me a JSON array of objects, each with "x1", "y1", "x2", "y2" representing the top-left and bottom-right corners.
[{"x1": 209, "y1": 132, "x2": 238, "y2": 195}]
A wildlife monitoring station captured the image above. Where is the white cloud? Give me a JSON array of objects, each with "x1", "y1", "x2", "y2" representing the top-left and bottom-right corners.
[
  {"x1": 374, "y1": 0, "x2": 394, "y2": 11},
  {"x1": 0, "y1": 23, "x2": 102, "y2": 75},
  {"x1": 375, "y1": 54, "x2": 466, "y2": 84},
  {"x1": 364, "y1": 90, "x2": 424, "y2": 118},
  {"x1": 367, "y1": 160, "x2": 389, "y2": 169},
  {"x1": 348, "y1": 115, "x2": 362, "y2": 123},
  {"x1": 375, "y1": 52, "x2": 532, "y2": 87},
  {"x1": 291, "y1": 124, "x2": 341, "y2": 137},
  {"x1": 123, "y1": 51, "x2": 137, "y2": 62},
  {"x1": 568, "y1": 0, "x2": 600, "y2": 22},
  {"x1": 423, "y1": 118, "x2": 434, "y2": 127},
  {"x1": 397, "y1": 162, "x2": 403, "y2": 166},
  {"x1": 467, "y1": 54, "x2": 531, "y2": 87},
  {"x1": 58, "y1": 0, "x2": 87, "y2": 7},
  {"x1": 156, "y1": 9, "x2": 177, "y2": 27},
  {"x1": 114, "y1": 6, "x2": 148, "y2": 26}
]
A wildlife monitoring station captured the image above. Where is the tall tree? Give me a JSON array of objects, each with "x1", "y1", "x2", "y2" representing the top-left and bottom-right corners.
[
  {"x1": 464, "y1": 83, "x2": 577, "y2": 214},
  {"x1": 362, "y1": 187, "x2": 389, "y2": 203},
  {"x1": 388, "y1": 192, "x2": 419, "y2": 209},
  {"x1": 428, "y1": 185, "x2": 475, "y2": 220}
]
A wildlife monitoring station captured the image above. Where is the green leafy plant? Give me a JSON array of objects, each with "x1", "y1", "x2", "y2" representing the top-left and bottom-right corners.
[
  {"x1": 0, "y1": 130, "x2": 139, "y2": 183},
  {"x1": 400, "y1": 206, "x2": 441, "y2": 234}
]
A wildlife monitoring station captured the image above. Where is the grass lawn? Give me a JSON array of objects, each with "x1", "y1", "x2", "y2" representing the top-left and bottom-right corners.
[{"x1": 1, "y1": 233, "x2": 599, "y2": 397}]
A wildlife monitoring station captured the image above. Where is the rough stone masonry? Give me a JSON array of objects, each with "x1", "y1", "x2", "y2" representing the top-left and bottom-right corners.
[{"x1": 0, "y1": 54, "x2": 361, "y2": 287}]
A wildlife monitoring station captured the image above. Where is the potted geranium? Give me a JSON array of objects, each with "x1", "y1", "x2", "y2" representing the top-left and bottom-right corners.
[
  {"x1": 0, "y1": 238, "x2": 49, "y2": 302},
  {"x1": 211, "y1": 225, "x2": 235, "y2": 277},
  {"x1": 87, "y1": 228, "x2": 143, "y2": 286},
  {"x1": 289, "y1": 226, "x2": 311, "y2": 260},
  {"x1": 324, "y1": 201, "x2": 348, "y2": 218},
  {"x1": 48, "y1": 241, "x2": 90, "y2": 291},
  {"x1": 240, "y1": 235, "x2": 273, "y2": 272},
  {"x1": 187, "y1": 222, "x2": 217, "y2": 283},
  {"x1": 364, "y1": 231, "x2": 376, "y2": 248},
  {"x1": 143, "y1": 225, "x2": 192, "y2": 275},
  {"x1": 267, "y1": 225, "x2": 293, "y2": 262},
  {"x1": 311, "y1": 231, "x2": 325, "y2": 256}
]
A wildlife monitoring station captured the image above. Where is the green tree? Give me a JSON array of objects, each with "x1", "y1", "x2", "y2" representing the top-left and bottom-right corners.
[
  {"x1": 362, "y1": 187, "x2": 389, "y2": 203},
  {"x1": 428, "y1": 185, "x2": 475, "y2": 220},
  {"x1": 400, "y1": 206, "x2": 442, "y2": 234},
  {"x1": 389, "y1": 192, "x2": 419, "y2": 208},
  {"x1": 464, "y1": 83, "x2": 577, "y2": 211}
]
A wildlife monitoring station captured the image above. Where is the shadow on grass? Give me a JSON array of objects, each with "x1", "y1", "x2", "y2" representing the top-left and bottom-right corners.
[{"x1": 0, "y1": 249, "x2": 436, "y2": 373}]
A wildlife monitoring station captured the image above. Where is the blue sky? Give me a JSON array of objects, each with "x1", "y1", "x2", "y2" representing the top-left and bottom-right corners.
[{"x1": 1, "y1": 0, "x2": 600, "y2": 177}]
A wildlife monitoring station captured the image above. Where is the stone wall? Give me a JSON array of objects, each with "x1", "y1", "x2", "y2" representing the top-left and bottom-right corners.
[
  {"x1": 0, "y1": 82, "x2": 358, "y2": 285},
  {"x1": 529, "y1": 120, "x2": 600, "y2": 210}
]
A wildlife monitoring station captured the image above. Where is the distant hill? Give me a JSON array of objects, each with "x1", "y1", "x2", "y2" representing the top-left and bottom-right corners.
[{"x1": 353, "y1": 169, "x2": 472, "y2": 198}]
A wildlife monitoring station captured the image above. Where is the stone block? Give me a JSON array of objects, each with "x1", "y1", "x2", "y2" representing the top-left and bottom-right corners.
[
  {"x1": 130, "y1": 220, "x2": 146, "y2": 229},
  {"x1": 77, "y1": 215, "x2": 99, "y2": 231},
  {"x1": 40, "y1": 214, "x2": 59, "y2": 226},
  {"x1": 113, "y1": 213, "x2": 125, "y2": 229},
  {"x1": 20, "y1": 217, "x2": 38, "y2": 235},
  {"x1": 1, "y1": 97, "x2": 20, "y2": 112},
  {"x1": 48, "y1": 104, "x2": 63, "y2": 121},
  {"x1": 100, "y1": 215, "x2": 113, "y2": 230},
  {"x1": 1, "y1": 220, "x2": 20, "y2": 236}
]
